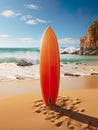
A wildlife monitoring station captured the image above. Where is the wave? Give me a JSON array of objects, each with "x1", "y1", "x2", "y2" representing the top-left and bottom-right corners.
[
  {"x1": 0, "y1": 47, "x2": 40, "y2": 53},
  {"x1": 0, "y1": 63, "x2": 39, "y2": 80},
  {"x1": 60, "y1": 47, "x2": 80, "y2": 54},
  {"x1": 0, "y1": 57, "x2": 39, "y2": 64},
  {"x1": 0, "y1": 47, "x2": 98, "y2": 65},
  {"x1": 60, "y1": 53, "x2": 98, "y2": 63},
  {"x1": 0, "y1": 47, "x2": 40, "y2": 64}
]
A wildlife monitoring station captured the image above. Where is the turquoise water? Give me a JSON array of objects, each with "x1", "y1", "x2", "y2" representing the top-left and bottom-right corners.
[
  {"x1": 0, "y1": 47, "x2": 98, "y2": 64},
  {"x1": 0, "y1": 47, "x2": 98, "y2": 80},
  {"x1": 0, "y1": 48, "x2": 40, "y2": 53},
  {"x1": 0, "y1": 48, "x2": 40, "y2": 64},
  {"x1": 60, "y1": 54, "x2": 98, "y2": 64}
]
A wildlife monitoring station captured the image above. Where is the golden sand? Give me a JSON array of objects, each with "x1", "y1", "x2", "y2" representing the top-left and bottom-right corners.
[{"x1": 0, "y1": 76, "x2": 98, "y2": 130}]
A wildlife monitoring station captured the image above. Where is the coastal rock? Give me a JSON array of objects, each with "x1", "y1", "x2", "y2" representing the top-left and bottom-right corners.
[
  {"x1": 60, "y1": 51, "x2": 69, "y2": 54},
  {"x1": 80, "y1": 20, "x2": 98, "y2": 55},
  {"x1": 71, "y1": 50, "x2": 80, "y2": 55},
  {"x1": 64, "y1": 73, "x2": 74, "y2": 76},
  {"x1": 16, "y1": 76, "x2": 25, "y2": 80},
  {"x1": 90, "y1": 72, "x2": 98, "y2": 75},
  {"x1": 17, "y1": 60, "x2": 33, "y2": 66},
  {"x1": 64, "y1": 73, "x2": 80, "y2": 77},
  {"x1": 75, "y1": 62, "x2": 82, "y2": 65},
  {"x1": 63, "y1": 62, "x2": 68, "y2": 64}
]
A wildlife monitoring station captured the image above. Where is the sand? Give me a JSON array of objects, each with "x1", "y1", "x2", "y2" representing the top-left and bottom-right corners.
[{"x1": 0, "y1": 76, "x2": 98, "y2": 130}]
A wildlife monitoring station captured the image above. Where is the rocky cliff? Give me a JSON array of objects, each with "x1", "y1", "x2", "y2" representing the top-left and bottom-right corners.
[{"x1": 80, "y1": 20, "x2": 98, "y2": 55}]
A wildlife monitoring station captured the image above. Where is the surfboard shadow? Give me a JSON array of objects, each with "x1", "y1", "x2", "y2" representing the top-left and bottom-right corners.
[{"x1": 49, "y1": 105, "x2": 98, "y2": 127}]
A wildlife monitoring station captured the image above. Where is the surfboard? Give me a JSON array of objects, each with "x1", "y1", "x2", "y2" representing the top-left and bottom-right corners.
[{"x1": 40, "y1": 26, "x2": 60, "y2": 106}]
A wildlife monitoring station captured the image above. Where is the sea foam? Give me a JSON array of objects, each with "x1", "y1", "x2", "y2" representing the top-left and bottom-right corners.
[
  {"x1": 0, "y1": 63, "x2": 39, "y2": 80},
  {"x1": 60, "y1": 47, "x2": 79, "y2": 54}
]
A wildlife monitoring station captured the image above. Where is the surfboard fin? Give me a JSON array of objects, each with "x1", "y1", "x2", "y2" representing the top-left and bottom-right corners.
[{"x1": 48, "y1": 98, "x2": 52, "y2": 104}]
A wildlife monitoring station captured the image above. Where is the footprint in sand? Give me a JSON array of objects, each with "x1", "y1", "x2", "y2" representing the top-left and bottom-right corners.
[
  {"x1": 32, "y1": 96, "x2": 81, "y2": 126},
  {"x1": 32, "y1": 96, "x2": 97, "y2": 130}
]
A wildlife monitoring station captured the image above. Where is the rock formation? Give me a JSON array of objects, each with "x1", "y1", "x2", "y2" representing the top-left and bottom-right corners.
[
  {"x1": 80, "y1": 20, "x2": 98, "y2": 55},
  {"x1": 17, "y1": 60, "x2": 33, "y2": 66}
]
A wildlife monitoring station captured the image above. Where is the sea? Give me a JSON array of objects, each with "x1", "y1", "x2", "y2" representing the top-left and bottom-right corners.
[{"x1": 0, "y1": 44, "x2": 98, "y2": 80}]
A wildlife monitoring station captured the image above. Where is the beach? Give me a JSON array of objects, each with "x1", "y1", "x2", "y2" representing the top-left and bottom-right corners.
[
  {"x1": 0, "y1": 76, "x2": 98, "y2": 130},
  {"x1": 0, "y1": 48, "x2": 98, "y2": 129},
  {"x1": 1, "y1": 0, "x2": 98, "y2": 129}
]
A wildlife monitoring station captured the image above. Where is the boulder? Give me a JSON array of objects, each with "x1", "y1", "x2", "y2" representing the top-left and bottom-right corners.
[
  {"x1": 16, "y1": 76, "x2": 25, "y2": 80},
  {"x1": 90, "y1": 72, "x2": 98, "y2": 75},
  {"x1": 64, "y1": 73, "x2": 74, "y2": 76},
  {"x1": 71, "y1": 50, "x2": 80, "y2": 54},
  {"x1": 17, "y1": 60, "x2": 33, "y2": 66},
  {"x1": 64, "y1": 73, "x2": 80, "y2": 77},
  {"x1": 60, "y1": 51, "x2": 69, "y2": 54}
]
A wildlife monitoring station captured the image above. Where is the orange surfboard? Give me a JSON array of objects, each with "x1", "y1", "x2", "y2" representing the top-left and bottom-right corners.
[{"x1": 40, "y1": 26, "x2": 60, "y2": 105}]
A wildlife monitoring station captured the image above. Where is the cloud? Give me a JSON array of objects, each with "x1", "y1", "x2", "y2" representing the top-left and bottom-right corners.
[
  {"x1": 19, "y1": 38, "x2": 40, "y2": 43},
  {"x1": 15, "y1": 13, "x2": 22, "y2": 16},
  {"x1": 20, "y1": 15, "x2": 33, "y2": 21},
  {"x1": 24, "y1": 4, "x2": 39, "y2": 10},
  {"x1": 58, "y1": 38, "x2": 79, "y2": 44},
  {"x1": 0, "y1": 10, "x2": 51, "y2": 25},
  {"x1": 1, "y1": 10, "x2": 15, "y2": 17},
  {"x1": 36, "y1": 18, "x2": 51, "y2": 23},
  {"x1": 25, "y1": 20, "x2": 37, "y2": 25},
  {"x1": 0, "y1": 10, "x2": 22, "y2": 18},
  {"x1": 25, "y1": 18, "x2": 51, "y2": 25},
  {"x1": 0, "y1": 34, "x2": 10, "y2": 38}
]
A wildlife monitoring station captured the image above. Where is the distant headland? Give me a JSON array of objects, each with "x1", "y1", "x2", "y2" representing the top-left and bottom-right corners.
[
  {"x1": 80, "y1": 20, "x2": 98, "y2": 55},
  {"x1": 61, "y1": 20, "x2": 98, "y2": 55}
]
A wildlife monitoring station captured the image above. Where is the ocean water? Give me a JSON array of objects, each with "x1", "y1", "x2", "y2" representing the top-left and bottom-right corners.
[
  {"x1": 0, "y1": 47, "x2": 98, "y2": 64},
  {"x1": 0, "y1": 48, "x2": 40, "y2": 80},
  {"x1": 0, "y1": 46, "x2": 98, "y2": 80},
  {"x1": 0, "y1": 48, "x2": 40, "y2": 64}
]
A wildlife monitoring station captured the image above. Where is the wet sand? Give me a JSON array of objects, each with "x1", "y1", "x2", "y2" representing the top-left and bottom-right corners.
[{"x1": 0, "y1": 76, "x2": 98, "y2": 98}]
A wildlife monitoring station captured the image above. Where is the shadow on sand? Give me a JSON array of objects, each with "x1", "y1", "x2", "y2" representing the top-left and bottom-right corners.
[{"x1": 49, "y1": 105, "x2": 98, "y2": 127}]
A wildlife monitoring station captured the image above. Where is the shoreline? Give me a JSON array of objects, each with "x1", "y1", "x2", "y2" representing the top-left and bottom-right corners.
[
  {"x1": 0, "y1": 75, "x2": 98, "y2": 99},
  {"x1": 0, "y1": 61, "x2": 98, "y2": 129},
  {"x1": 0, "y1": 61, "x2": 98, "y2": 80}
]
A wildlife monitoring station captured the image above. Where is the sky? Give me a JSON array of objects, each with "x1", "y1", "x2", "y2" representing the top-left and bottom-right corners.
[{"x1": 0, "y1": 0, "x2": 98, "y2": 48}]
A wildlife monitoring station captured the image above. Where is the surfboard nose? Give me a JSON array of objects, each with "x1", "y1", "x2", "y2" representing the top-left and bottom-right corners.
[
  {"x1": 47, "y1": 26, "x2": 52, "y2": 29},
  {"x1": 46, "y1": 26, "x2": 53, "y2": 32}
]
